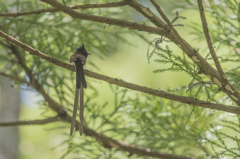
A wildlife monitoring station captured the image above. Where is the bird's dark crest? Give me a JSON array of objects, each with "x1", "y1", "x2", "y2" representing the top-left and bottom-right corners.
[{"x1": 75, "y1": 44, "x2": 90, "y2": 57}]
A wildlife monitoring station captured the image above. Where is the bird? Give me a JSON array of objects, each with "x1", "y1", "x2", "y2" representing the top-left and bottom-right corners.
[{"x1": 70, "y1": 44, "x2": 90, "y2": 136}]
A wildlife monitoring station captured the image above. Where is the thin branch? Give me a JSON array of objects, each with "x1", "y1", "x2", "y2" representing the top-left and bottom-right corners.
[
  {"x1": 0, "y1": 43, "x2": 194, "y2": 158},
  {"x1": 0, "y1": 72, "x2": 28, "y2": 84},
  {"x1": 0, "y1": 41, "x2": 232, "y2": 158},
  {"x1": 0, "y1": 74, "x2": 194, "y2": 159},
  {"x1": 38, "y1": 0, "x2": 216, "y2": 78},
  {"x1": 0, "y1": 1, "x2": 128, "y2": 17},
  {"x1": 127, "y1": 0, "x2": 167, "y2": 28},
  {"x1": 0, "y1": 31, "x2": 240, "y2": 115},
  {"x1": 128, "y1": 0, "x2": 240, "y2": 105},
  {"x1": 0, "y1": 44, "x2": 68, "y2": 116},
  {"x1": 39, "y1": 0, "x2": 240, "y2": 105},
  {"x1": 0, "y1": 116, "x2": 60, "y2": 126},
  {"x1": 197, "y1": 0, "x2": 226, "y2": 83},
  {"x1": 149, "y1": 0, "x2": 178, "y2": 35},
  {"x1": 186, "y1": 81, "x2": 214, "y2": 92},
  {"x1": 38, "y1": 0, "x2": 167, "y2": 36}
]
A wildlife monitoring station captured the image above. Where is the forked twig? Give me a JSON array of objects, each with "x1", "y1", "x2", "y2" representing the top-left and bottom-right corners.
[
  {"x1": 171, "y1": 11, "x2": 186, "y2": 27},
  {"x1": 147, "y1": 36, "x2": 171, "y2": 63}
]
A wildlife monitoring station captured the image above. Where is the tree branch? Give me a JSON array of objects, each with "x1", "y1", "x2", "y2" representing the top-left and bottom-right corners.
[
  {"x1": 0, "y1": 40, "x2": 195, "y2": 158},
  {"x1": 0, "y1": 72, "x2": 27, "y2": 84},
  {"x1": 0, "y1": 1, "x2": 127, "y2": 17},
  {"x1": 0, "y1": 116, "x2": 60, "y2": 126},
  {"x1": 0, "y1": 73, "x2": 194, "y2": 159},
  {"x1": 37, "y1": 0, "x2": 167, "y2": 36},
  {"x1": 149, "y1": 0, "x2": 178, "y2": 35},
  {"x1": 39, "y1": 0, "x2": 240, "y2": 105},
  {"x1": 0, "y1": 30, "x2": 240, "y2": 116},
  {"x1": 127, "y1": 0, "x2": 240, "y2": 105},
  {"x1": 127, "y1": 0, "x2": 167, "y2": 28},
  {"x1": 197, "y1": 0, "x2": 226, "y2": 83}
]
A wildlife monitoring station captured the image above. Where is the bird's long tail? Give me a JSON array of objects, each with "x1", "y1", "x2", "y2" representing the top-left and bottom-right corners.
[
  {"x1": 79, "y1": 84, "x2": 84, "y2": 136},
  {"x1": 70, "y1": 87, "x2": 79, "y2": 135}
]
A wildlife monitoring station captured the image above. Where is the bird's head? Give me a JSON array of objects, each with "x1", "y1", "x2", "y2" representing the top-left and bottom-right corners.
[{"x1": 75, "y1": 44, "x2": 91, "y2": 58}]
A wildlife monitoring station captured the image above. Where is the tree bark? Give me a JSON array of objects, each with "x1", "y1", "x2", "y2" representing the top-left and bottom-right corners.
[{"x1": 0, "y1": 77, "x2": 20, "y2": 159}]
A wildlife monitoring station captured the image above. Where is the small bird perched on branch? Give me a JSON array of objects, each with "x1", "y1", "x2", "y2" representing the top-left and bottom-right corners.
[{"x1": 70, "y1": 44, "x2": 90, "y2": 136}]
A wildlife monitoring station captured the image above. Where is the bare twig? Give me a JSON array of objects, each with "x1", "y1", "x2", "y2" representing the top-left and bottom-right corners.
[
  {"x1": 147, "y1": 36, "x2": 172, "y2": 63},
  {"x1": 186, "y1": 81, "x2": 214, "y2": 92},
  {"x1": 171, "y1": 11, "x2": 187, "y2": 24},
  {"x1": 0, "y1": 116, "x2": 60, "y2": 126},
  {"x1": 0, "y1": 1, "x2": 127, "y2": 17},
  {"x1": 0, "y1": 31, "x2": 240, "y2": 115},
  {"x1": 149, "y1": 0, "x2": 177, "y2": 34},
  {"x1": 127, "y1": 0, "x2": 167, "y2": 28},
  {"x1": 197, "y1": 0, "x2": 226, "y2": 83},
  {"x1": 147, "y1": 37, "x2": 162, "y2": 63}
]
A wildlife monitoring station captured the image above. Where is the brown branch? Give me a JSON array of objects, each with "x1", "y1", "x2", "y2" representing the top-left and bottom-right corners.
[
  {"x1": 39, "y1": 0, "x2": 240, "y2": 105},
  {"x1": 40, "y1": 0, "x2": 240, "y2": 104},
  {"x1": 197, "y1": 0, "x2": 226, "y2": 83},
  {"x1": 0, "y1": 44, "x2": 67, "y2": 116},
  {"x1": 0, "y1": 72, "x2": 28, "y2": 84},
  {"x1": 149, "y1": 0, "x2": 184, "y2": 44},
  {"x1": 0, "y1": 73, "x2": 194, "y2": 159},
  {"x1": 84, "y1": 0, "x2": 240, "y2": 105},
  {"x1": 0, "y1": 1, "x2": 127, "y2": 17},
  {"x1": 0, "y1": 39, "x2": 194, "y2": 158},
  {"x1": 38, "y1": 0, "x2": 167, "y2": 36},
  {"x1": 144, "y1": 0, "x2": 240, "y2": 105},
  {"x1": 127, "y1": 0, "x2": 167, "y2": 28},
  {"x1": 138, "y1": 0, "x2": 240, "y2": 104},
  {"x1": 0, "y1": 30, "x2": 240, "y2": 116},
  {"x1": 0, "y1": 116, "x2": 60, "y2": 126},
  {"x1": 149, "y1": 0, "x2": 176, "y2": 32}
]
